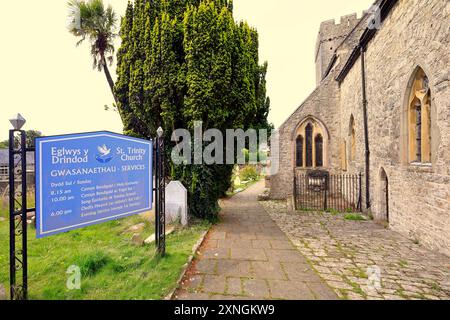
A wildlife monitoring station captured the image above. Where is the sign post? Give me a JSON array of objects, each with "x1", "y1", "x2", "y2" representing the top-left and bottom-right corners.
[
  {"x1": 8, "y1": 114, "x2": 34, "y2": 300},
  {"x1": 8, "y1": 130, "x2": 30, "y2": 300},
  {"x1": 155, "y1": 127, "x2": 165, "y2": 256}
]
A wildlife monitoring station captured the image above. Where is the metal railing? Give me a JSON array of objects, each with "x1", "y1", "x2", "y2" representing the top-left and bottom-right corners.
[{"x1": 294, "y1": 171, "x2": 362, "y2": 212}]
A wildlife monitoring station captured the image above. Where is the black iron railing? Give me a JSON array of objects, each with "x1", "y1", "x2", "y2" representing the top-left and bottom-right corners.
[{"x1": 294, "y1": 171, "x2": 362, "y2": 212}]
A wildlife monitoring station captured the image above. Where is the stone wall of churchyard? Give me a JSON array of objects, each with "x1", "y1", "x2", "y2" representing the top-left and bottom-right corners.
[
  {"x1": 340, "y1": 0, "x2": 450, "y2": 255},
  {"x1": 269, "y1": 76, "x2": 342, "y2": 200}
]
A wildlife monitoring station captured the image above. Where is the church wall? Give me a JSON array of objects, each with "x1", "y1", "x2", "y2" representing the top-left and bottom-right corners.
[
  {"x1": 339, "y1": 0, "x2": 450, "y2": 255},
  {"x1": 269, "y1": 76, "x2": 341, "y2": 200}
]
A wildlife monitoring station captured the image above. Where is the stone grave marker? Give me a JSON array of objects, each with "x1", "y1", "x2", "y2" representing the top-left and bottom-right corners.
[{"x1": 165, "y1": 181, "x2": 188, "y2": 226}]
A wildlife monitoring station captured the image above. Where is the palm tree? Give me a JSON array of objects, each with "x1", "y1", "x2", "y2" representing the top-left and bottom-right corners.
[{"x1": 67, "y1": 0, "x2": 122, "y2": 119}]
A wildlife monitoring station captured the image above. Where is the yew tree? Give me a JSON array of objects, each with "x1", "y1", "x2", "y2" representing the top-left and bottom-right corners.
[{"x1": 115, "y1": 0, "x2": 271, "y2": 219}]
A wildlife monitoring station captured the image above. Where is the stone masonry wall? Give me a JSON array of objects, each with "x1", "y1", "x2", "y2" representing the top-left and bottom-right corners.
[
  {"x1": 270, "y1": 75, "x2": 341, "y2": 200},
  {"x1": 339, "y1": 0, "x2": 450, "y2": 256}
]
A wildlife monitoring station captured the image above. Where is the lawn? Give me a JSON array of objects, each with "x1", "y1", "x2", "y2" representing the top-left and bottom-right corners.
[{"x1": 0, "y1": 211, "x2": 209, "y2": 300}]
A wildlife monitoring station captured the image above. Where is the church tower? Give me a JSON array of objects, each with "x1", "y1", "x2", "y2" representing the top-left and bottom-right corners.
[{"x1": 315, "y1": 13, "x2": 361, "y2": 86}]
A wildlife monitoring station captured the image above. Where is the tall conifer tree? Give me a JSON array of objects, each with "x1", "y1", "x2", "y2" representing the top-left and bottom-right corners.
[{"x1": 115, "y1": 0, "x2": 271, "y2": 219}]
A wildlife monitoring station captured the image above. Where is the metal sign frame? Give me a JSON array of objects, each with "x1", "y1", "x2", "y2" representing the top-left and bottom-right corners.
[
  {"x1": 8, "y1": 129, "x2": 33, "y2": 300},
  {"x1": 8, "y1": 130, "x2": 166, "y2": 300},
  {"x1": 35, "y1": 131, "x2": 153, "y2": 238}
]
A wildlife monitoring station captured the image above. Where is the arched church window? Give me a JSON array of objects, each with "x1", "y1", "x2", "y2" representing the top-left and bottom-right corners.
[
  {"x1": 295, "y1": 119, "x2": 327, "y2": 169},
  {"x1": 315, "y1": 134, "x2": 323, "y2": 167},
  {"x1": 296, "y1": 135, "x2": 303, "y2": 167},
  {"x1": 305, "y1": 123, "x2": 313, "y2": 168},
  {"x1": 408, "y1": 69, "x2": 431, "y2": 164}
]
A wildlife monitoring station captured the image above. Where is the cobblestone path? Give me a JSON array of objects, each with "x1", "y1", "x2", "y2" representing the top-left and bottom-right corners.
[
  {"x1": 175, "y1": 181, "x2": 337, "y2": 300},
  {"x1": 260, "y1": 200, "x2": 450, "y2": 300}
]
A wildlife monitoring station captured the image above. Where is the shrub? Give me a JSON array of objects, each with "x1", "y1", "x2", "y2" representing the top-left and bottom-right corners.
[
  {"x1": 173, "y1": 164, "x2": 233, "y2": 221},
  {"x1": 242, "y1": 149, "x2": 250, "y2": 163},
  {"x1": 240, "y1": 166, "x2": 259, "y2": 182},
  {"x1": 242, "y1": 149, "x2": 268, "y2": 164},
  {"x1": 258, "y1": 151, "x2": 268, "y2": 163}
]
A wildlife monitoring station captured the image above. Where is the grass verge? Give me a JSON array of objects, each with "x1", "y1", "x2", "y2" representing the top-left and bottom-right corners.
[{"x1": 0, "y1": 215, "x2": 210, "y2": 300}]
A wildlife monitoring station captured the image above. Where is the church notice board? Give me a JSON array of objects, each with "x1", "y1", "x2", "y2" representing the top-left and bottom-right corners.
[{"x1": 35, "y1": 131, "x2": 152, "y2": 238}]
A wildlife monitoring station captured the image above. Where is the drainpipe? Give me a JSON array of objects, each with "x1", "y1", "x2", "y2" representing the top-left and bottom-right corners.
[{"x1": 360, "y1": 45, "x2": 371, "y2": 210}]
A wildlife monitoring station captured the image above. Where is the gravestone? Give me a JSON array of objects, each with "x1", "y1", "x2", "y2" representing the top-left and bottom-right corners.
[
  {"x1": 165, "y1": 181, "x2": 188, "y2": 226},
  {"x1": 131, "y1": 233, "x2": 144, "y2": 246}
]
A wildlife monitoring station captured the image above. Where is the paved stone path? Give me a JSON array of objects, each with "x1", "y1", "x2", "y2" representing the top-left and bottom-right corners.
[
  {"x1": 175, "y1": 181, "x2": 337, "y2": 300},
  {"x1": 261, "y1": 200, "x2": 450, "y2": 300}
]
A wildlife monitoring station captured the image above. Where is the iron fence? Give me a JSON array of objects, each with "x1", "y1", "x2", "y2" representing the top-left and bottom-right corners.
[{"x1": 294, "y1": 171, "x2": 362, "y2": 212}]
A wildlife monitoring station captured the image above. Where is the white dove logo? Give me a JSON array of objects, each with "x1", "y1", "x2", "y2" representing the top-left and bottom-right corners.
[
  {"x1": 95, "y1": 144, "x2": 113, "y2": 163},
  {"x1": 98, "y1": 144, "x2": 111, "y2": 156}
]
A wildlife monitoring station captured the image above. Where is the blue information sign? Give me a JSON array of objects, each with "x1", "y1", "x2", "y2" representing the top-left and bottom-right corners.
[{"x1": 35, "y1": 131, "x2": 153, "y2": 238}]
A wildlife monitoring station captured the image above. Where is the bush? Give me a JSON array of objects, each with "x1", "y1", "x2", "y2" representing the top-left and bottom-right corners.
[
  {"x1": 240, "y1": 166, "x2": 259, "y2": 182},
  {"x1": 173, "y1": 163, "x2": 233, "y2": 221},
  {"x1": 242, "y1": 149, "x2": 250, "y2": 163},
  {"x1": 242, "y1": 149, "x2": 268, "y2": 164},
  {"x1": 258, "y1": 151, "x2": 268, "y2": 163}
]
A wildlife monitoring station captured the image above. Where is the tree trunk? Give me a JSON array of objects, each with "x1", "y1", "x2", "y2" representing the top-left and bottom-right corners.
[{"x1": 102, "y1": 58, "x2": 124, "y2": 123}]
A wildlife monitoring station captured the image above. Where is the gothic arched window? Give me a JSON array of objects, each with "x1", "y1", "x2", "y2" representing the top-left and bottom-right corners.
[
  {"x1": 315, "y1": 134, "x2": 323, "y2": 167},
  {"x1": 295, "y1": 119, "x2": 327, "y2": 169},
  {"x1": 408, "y1": 68, "x2": 431, "y2": 164},
  {"x1": 305, "y1": 123, "x2": 313, "y2": 168},
  {"x1": 296, "y1": 135, "x2": 303, "y2": 167}
]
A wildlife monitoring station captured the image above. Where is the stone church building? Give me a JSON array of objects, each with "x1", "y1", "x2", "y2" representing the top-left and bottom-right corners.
[{"x1": 269, "y1": 0, "x2": 449, "y2": 256}]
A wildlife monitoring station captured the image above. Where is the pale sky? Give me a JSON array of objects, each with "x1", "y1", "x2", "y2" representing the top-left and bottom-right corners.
[{"x1": 0, "y1": 0, "x2": 374, "y2": 141}]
